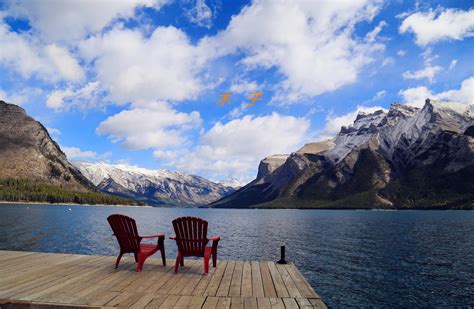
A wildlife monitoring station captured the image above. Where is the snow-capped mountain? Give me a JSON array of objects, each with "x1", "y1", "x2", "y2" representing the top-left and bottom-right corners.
[
  {"x1": 210, "y1": 99, "x2": 474, "y2": 209},
  {"x1": 74, "y1": 162, "x2": 236, "y2": 207}
]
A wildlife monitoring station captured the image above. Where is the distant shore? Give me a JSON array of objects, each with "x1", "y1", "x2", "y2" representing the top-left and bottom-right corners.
[{"x1": 0, "y1": 200, "x2": 152, "y2": 208}]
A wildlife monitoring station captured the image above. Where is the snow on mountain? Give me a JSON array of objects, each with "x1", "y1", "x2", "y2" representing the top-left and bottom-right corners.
[
  {"x1": 210, "y1": 99, "x2": 474, "y2": 209},
  {"x1": 74, "y1": 162, "x2": 235, "y2": 207},
  {"x1": 219, "y1": 178, "x2": 244, "y2": 189}
]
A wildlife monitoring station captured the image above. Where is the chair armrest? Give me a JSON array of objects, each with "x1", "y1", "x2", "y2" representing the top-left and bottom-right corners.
[
  {"x1": 209, "y1": 235, "x2": 220, "y2": 241},
  {"x1": 169, "y1": 235, "x2": 176, "y2": 240},
  {"x1": 141, "y1": 234, "x2": 165, "y2": 239}
]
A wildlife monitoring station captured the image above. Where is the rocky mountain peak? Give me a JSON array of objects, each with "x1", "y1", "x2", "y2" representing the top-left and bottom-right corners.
[{"x1": 0, "y1": 100, "x2": 94, "y2": 191}]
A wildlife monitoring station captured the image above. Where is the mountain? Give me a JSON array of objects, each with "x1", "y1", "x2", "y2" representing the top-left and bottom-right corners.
[
  {"x1": 74, "y1": 162, "x2": 236, "y2": 207},
  {"x1": 0, "y1": 100, "x2": 136, "y2": 205},
  {"x1": 209, "y1": 99, "x2": 474, "y2": 209}
]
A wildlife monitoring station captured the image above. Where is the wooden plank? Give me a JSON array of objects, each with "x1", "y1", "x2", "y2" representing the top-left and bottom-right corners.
[
  {"x1": 275, "y1": 264, "x2": 301, "y2": 298},
  {"x1": 129, "y1": 293, "x2": 155, "y2": 309},
  {"x1": 268, "y1": 297, "x2": 285, "y2": 309},
  {"x1": 216, "y1": 261, "x2": 235, "y2": 296},
  {"x1": 174, "y1": 295, "x2": 193, "y2": 308},
  {"x1": 88, "y1": 291, "x2": 121, "y2": 306},
  {"x1": 241, "y1": 261, "x2": 252, "y2": 297},
  {"x1": 216, "y1": 296, "x2": 231, "y2": 308},
  {"x1": 250, "y1": 261, "x2": 264, "y2": 298},
  {"x1": 267, "y1": 262, "x2": 289, "y2": 298},
  {"x1": 309, "y1": 298, "x2": 327, "y2": 309},
  {"x1": 259, "y1": 262, "x2": 277, "y2": 298},
  {"x1": 202, "y1": 296, "x2": 219, "y2": 309},
  {"x1": 228, "y1": 261, "x2": 243, "y2": 297},
  {"x1": 158, "y1": 295, "x2": 180, "y2": 308},
  {"x1": 106, "y1": 291, "x2": 145, "y2": 307},
  {"x1": 188, "y1": 295, "x2": 206, "y2": 308},
  {"x1": 203, "y1": 261, "x2": 227, "y2": 296},
  {"x1": 256, "y1": 297, "x2": 271, "y2": 309},
  {"x1": 285, "y1": 264, "x2": 319, "y2": 298},
  {"x1": 295, "y1": 298, "x2": 313, "y2": 309},
  {"x1": 144, "y1": 295, "x2": 168, "y2": 308},
  {"x1": 231, "y1": 296, "x2": 244, "y2": 309},
  {"x1": 244, "y1": 297, "x2": 258, "y2": 309},
  {"x1": 282, "y1": 298, "x2": 299, "y2": 309}
]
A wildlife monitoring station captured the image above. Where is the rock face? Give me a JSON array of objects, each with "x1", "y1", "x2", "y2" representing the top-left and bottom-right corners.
[
  {"x1": 74, "y1": 162, "x2": 236, "y2": 207},
  {"x1": 210, "y1": 99, "x2": 474, "y2": 209},
  {"x1": 0, "y1": 101, "x2": 94, "y2": 191}
]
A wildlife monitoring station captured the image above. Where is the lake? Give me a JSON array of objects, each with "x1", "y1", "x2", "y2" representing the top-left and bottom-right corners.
[{"x1": 0, "y1": 204, "x2": 473, "y2": 307}]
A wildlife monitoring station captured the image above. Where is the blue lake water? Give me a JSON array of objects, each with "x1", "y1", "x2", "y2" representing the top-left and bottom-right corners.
[{"x1": 0, "y1": 204, "x2": 473, "y2": 307}]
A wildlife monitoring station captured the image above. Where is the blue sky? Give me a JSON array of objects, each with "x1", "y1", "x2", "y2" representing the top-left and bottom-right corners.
[{"x1": 0, "y1": 0, "x2": 473, "y2": 183}]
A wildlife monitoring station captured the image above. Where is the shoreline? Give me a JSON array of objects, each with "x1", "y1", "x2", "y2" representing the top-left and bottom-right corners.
[{"x1": 0, "y1": 200, "x2": 152, "y2": 208}]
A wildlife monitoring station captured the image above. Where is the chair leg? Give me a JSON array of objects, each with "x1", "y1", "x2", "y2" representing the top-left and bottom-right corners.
[
  {"x1": 115, "y1": 253, "x2": 123, "y2": 269},
  {"x1": 180, "y1": 256, "x2": 184, "y2": 267},
  {"x1": 134, "y1": 252, "x2": 138, "y2": 263},
  {"x1": 160, "y1": 248, "x2": 166, "y2": 266},
  {"x1": 212, "y1": 252, "x2": 217, "y2": 267},
  {"x1": 203, "y1": 253, "x2": 210, "y2": 275},
  {"x1": 174, "y1": 252, "x2": 182, "y2": 273},
  {"x1": 137, "y1": 253, "x2": 146, "y2": 272},
  {"x1": 159, "y1": 237, "x2": 166, "y2": 266}
]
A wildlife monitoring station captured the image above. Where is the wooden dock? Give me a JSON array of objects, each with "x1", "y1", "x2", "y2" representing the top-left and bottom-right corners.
[{"x1": 0, "y1": 251, "x2": 326, "y2": 308}]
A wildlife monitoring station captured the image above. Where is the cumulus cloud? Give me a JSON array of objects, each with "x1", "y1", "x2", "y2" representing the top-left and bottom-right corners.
[
  {"x1": 80, "y1": 26, "x2": 206, "y2": 105},
  {"x1": 170, "y1": 113, "x2": 310, "y2": 180},
  {"x1": 62, "y1": 146, "x2": 112, "y2": 162},
  {"x1": 400, "y1": 8, "x2": 474, "y2": 46},
  {"x1": 0, "y1": 87, "x2": 42, "y2": 106},
  {"x1": 185, "y1": 0, "x2": 213, "y2": 28},
  {"x1": 0, "y1": 21, "x2": 84, "y2": 82},
  {"x1": 449, "y1": 59, "x2": 458, "y2": 70},
  {"x1": 200, "y1": 0, "x2": 384, "y2": 103},
  {"x1": 46, "y1": 82, "x2": 103, "y2": 110},
  {"x1": 403, "y1": 65, "x2": 442, "y2": 83},
  {"x1": 372, "y1": 90, "x2": 386, "y2": 100},
  {"x1": 316, "y1": 106, "x2": 386, "y2": 141},
  {"x1": 4, "y1": 0, "x2": 169, "y2": 42},
  {"x1": 96, "y1": 103, "x2": 202, "y2": 150},
  {"x1": 399, "y1": 76, "x2": 474, "y2": 107},
  {"x1": 397, "y1": 49, "x2": 407, "y2": 56}
]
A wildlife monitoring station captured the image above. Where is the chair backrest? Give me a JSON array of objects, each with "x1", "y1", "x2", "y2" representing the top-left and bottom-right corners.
[
  {"x1": 172, "y1": 217, "x2": 209, "y2": 255},
  {"x1": 107, "y1": 214, "x2": 141, "y2": 253}
]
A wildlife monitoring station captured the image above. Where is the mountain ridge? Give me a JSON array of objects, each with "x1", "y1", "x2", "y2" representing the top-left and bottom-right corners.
[
  {"x1": 209, "y1": 99, "x2": 474, "y2": 209},
  {"x1": 74, "y1": 161, "x2": 236, "y2": 207}
]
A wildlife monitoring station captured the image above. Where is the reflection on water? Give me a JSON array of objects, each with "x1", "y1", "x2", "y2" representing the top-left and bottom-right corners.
[{"x1": 0, "y1": 204, "x2": 473, "y2": 307}]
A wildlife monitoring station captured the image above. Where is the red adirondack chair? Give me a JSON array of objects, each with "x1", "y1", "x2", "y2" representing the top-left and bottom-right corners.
[
  {"x1": 107, "y1": 214, "x2": 166, "y2": 272},
  {"x1": 170, "y1": 217, "x2": 220, "y2": 274}
]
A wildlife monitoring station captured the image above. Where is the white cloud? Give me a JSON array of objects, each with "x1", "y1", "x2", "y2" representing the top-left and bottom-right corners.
[
  {"x1": 201, "y1": 0, "x2": 384, "y2": 103},
  {"x1": 316, "y1": 106, "x2": 386, "y2": 141},
  {"x1": 449, "y1": 59, "x2": 458, "y2": 70},
  {"x1": 185, "y1": 0, "x2": 213, "y2": 29},
  {"x1": 170, "y1": 113, "x2": 310, "y2": 180},
  {"x1": 382, "y1": 57, "x2": 394, "y2": 67},
  {"x1": 397, "y1": 49, "x2": 407, "y2": 56},
  {"x1": 4, "y1": 0, "x2": 169, "y2": 42},
  {"x1": 46, "y1": 82, "x2": 103, "y2": 110},
  {"x1": 62, "y1": 146, "x2": 112, "y2": 161},
  {"x1": 372, "y1": 90, "x2": 386, "y2": 100},
  {"x1": 0, "y1": 21, "x2": 84, "y2": 82},
  {"x1": 80, "y1": 26, "x2": 206, "y2": 105},
  {"x1": 399, "y1": 76, "x2": 474, "y2": 107},
  {"x1": 45, "y1": 44, "x2": 85, "y2": 82},
  {"x1": 230, "y1": 79, "x2": 260, "y2": 94},
  {"x1": 365, "y1": 20, "x2": 387, "y2": 42},
  {"x1": 400, "y1": 8, "x2": 474, "y2": 46},
  {"x1": 96, "y1": 103, "x2": 202, "y2": 150},
  {"x1": 398, "y1": 86, "x2": 433, "y2": 108},
  {"x1": 403, "y1": 65, "x2": 442, "y2": 83},
  {"x1": 0, "y1": 87, "x2": 42, "y2": 106}
]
